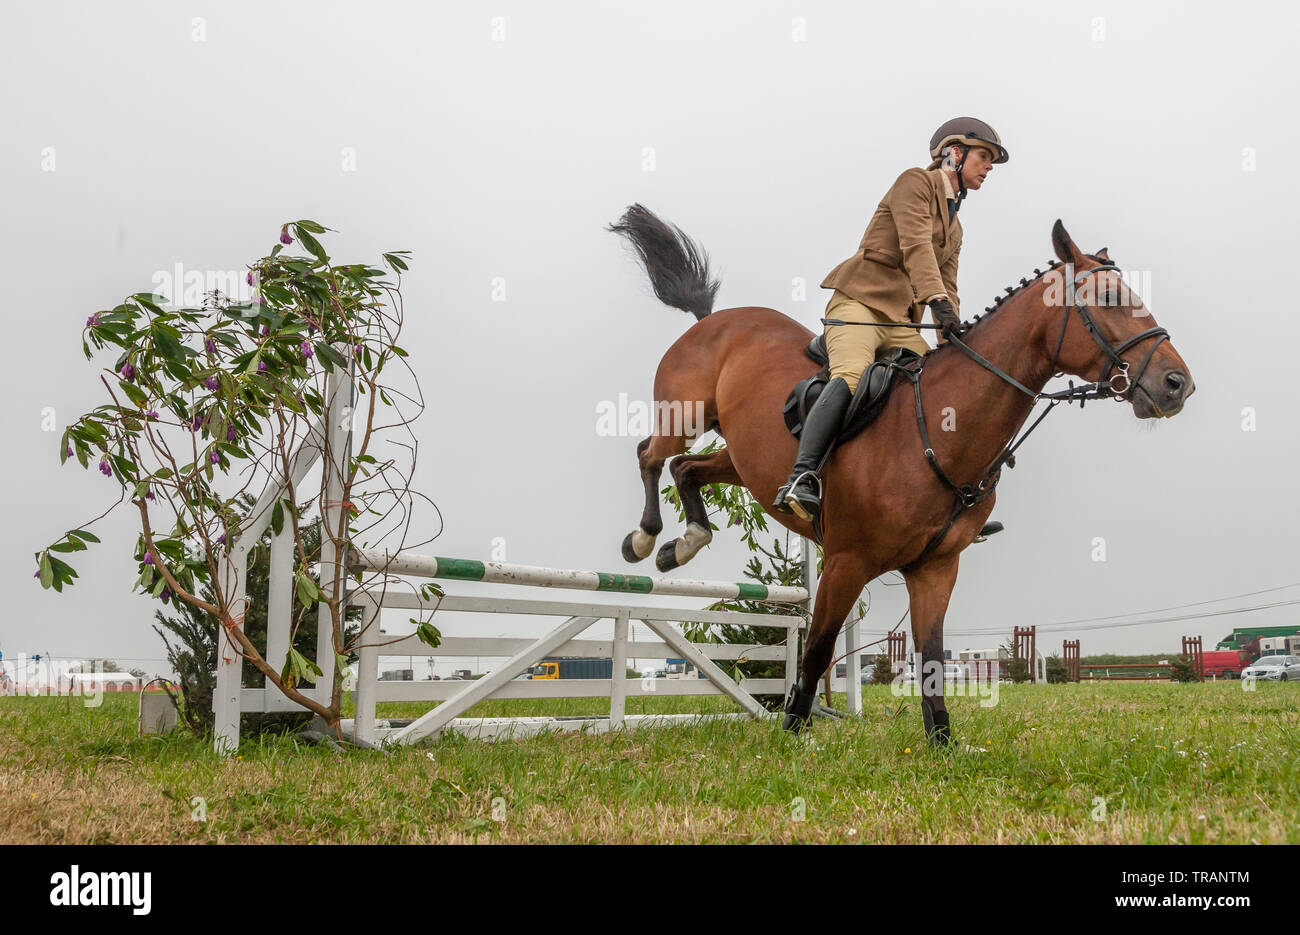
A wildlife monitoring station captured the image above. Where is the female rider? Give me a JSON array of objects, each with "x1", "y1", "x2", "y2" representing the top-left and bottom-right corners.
[{"x1": 773, "y1": 117, "x2": 1009, "y2": 521}]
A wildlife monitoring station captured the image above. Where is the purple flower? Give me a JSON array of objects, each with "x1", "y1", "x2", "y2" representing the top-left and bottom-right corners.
[
  {"x1": 160, "y1": 587, "x2": 171, "y2": 604},
  {"x1": 257, "y1": 361, "x2": 268, "y2": 373},
  {"x1": 209, "y1": 450, "x2": 220, "y2": 464},
  {"x1": 307, "y1": 318, "x2": 318, "y2": 334},
  {"x1": 86, "y1": 312, "x2": 102, "y2": 328},
  {"x1": 144, "y1": 409, "x2": 158, "y2": 420},
  {"x1": 203, "y1": 376, "x2": 219, "y2": 391},
  {"x1": 254, "y1": 295, "x2": 266, "y2": 306},
  {"x1": 353, "y1": 344, "x2": 363, "y2": 359},
  {"x1": 190, "y1": 414, "x2": 203, "y2": 432},
  {"x1": 300, "y1": 341, "x2": 313, "y2": 359},
  {"x1": 260, "y1": 325, "x2": 270, "y2": 337},
  {"x1": 204, "y1": 337, "x2": 217, "y2": 354},
  {"x1": 120, "y1": 363, "x2": 135, "y2": 381},
  {"x1": 145, "y1": 489, "x2": 155, "y2": 501},
  {"x1": 98, "y1": 457, "x2": 111, "y2": 476},
  {"x1": 280, "y1": 226, "x2": 293, "y2": 245},
  {"x1": 331, "y1": 299, "x2": 342, "y2": 314},
  {"x1": 216, "y1": 533, "x2": 226, "y2": 545},
  {"x1": 329, "y1": 281, "x2": 338, "y2": 294},
  {"x1": 65, "y1": 446, "x2": 73, "y2": 457},
  {"x1": 144, "y1": 553, "x2": 155, "y2": 565},
  {"x1": 226, "y1": 424, "x2": 237, "y2": 442},
  {"x1": 246, "y1": 271, "x2": 254, "y2": 286}
]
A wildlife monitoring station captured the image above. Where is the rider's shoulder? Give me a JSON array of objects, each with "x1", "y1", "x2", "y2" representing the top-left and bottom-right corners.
[{"x1": 890, "y1": 166, "x2": 941, "y2": 194}]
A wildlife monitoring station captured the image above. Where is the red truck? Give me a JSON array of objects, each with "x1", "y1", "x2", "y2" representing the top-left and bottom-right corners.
[{"x1": 1200, "y1": 650, "x2": 1252, "y2": 679}]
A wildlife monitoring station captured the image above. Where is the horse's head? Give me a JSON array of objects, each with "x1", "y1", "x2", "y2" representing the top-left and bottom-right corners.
[{"x1": 1041, "y1": 221, "x2": 1194, "y2": 419}]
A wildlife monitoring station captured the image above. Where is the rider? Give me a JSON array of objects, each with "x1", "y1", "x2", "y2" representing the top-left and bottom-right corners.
[{"x1": 773, "y1": 117, "x2": 1009, "y2": 521}]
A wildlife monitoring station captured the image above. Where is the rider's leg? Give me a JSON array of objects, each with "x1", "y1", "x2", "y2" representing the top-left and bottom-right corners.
[
  {"x1": 824, "y1": 291, "x2": 886, "y2": 394},
  {"x1": 772, "y1": 292, "x2": 881, "y2": 520},
  {"x1": 876, "y1": 316, "x2": 933, "y2": 359}
]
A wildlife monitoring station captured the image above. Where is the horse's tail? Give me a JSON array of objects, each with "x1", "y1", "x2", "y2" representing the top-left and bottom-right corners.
[{"x1": 608, "y1": 204, "x2": 720, "y2": 320}]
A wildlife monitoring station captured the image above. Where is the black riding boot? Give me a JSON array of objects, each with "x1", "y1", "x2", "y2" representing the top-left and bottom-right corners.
[
  {"x1": 781, "y1": 678, "x2": 817, "y2": 733},
  {"x1": 772, "y1": 377, "x2": 852, "y2": 521}
]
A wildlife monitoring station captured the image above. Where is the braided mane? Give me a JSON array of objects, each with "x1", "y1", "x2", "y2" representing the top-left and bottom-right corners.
[{"x1": 962, "y1": 253, "x2": 1111, "y2": 333}]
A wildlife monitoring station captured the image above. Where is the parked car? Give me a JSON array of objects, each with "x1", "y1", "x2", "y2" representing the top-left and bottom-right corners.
[
  {"x1": 1242, "y1": 655, "x2": 1300, "y2": 681},
  {"x1": 897, "y1": 662, "x2": 964, "y2": 683}
]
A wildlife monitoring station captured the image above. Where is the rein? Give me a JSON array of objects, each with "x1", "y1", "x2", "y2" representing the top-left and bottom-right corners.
[{"x1": 894, "y1": 262, "x2": 1169, "y2": 566}]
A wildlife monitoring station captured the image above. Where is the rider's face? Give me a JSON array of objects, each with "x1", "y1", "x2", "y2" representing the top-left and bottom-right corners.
[{"x1": 961, "y1": 146, "x2": 996, "y2": 190}]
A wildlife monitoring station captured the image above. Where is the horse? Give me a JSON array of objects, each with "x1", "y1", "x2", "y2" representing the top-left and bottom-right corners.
[{"x1": 609, "y1": 204, "x2": 1194, "y2": 744}]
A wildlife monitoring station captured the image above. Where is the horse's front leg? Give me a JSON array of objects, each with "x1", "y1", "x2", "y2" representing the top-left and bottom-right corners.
[{"x1": 903, "y1": 555, "x2": 961, "y2": 747}]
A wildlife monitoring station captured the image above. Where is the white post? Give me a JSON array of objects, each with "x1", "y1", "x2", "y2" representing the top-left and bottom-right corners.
[
  {"x1": 315, "y1": 361, "x2": 351, "y2": 704},
  {"x1": 844, "y1": 615, "x2": 862, "y2": 715},
  {"x1": 610, "y1": 611, "x2": 630, "y2": 729},
  {"x1": 265, "y1": 522, "x2": 294, "y2": 685},
  {"x1": 352, "y1": 598, "x2": 380, "y2": 745},
  {"x1": 212, "y1": 549, "x2": 247, "y2": 754}
]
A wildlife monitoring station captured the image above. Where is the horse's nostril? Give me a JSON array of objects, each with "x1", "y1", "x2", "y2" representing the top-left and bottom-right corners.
[{"x1": 1165, "y1": 371, "x2": 1187, "y2": 396}]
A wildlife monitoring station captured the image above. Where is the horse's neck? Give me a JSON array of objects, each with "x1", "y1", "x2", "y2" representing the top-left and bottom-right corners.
[{"x1": 920, "y1": 294, "x2": 1054, "y2": 478}]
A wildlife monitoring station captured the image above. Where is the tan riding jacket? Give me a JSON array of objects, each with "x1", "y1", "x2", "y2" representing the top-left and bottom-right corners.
[{"x1": 820, "y1": 167, "x2": 961, "y2": 324}]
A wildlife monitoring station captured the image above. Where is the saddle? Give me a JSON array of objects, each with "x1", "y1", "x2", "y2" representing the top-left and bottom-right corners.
[{"x1": 782, "y1": 336, "x2": 923, "y2": 445}]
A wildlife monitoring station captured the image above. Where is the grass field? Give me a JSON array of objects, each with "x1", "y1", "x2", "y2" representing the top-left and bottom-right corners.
[{"x1": 3, "y1": 681, "x2": 1297, "y2": 844}]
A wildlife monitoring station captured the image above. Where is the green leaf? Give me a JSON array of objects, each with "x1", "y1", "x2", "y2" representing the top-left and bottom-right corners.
[
  {"x1": 39, "y1": 551, "x2": 53, "y2": 589},
  {"x1": 296, "y1": 219, "x2": 328, "y2": 234},
  {"x1": 416, "y1": 622, "x2": 442, "y2": 649},
  {"x1": 296, "y1": 571, "x2": 322, "y2": 605},
  {"x1": 314, "y1": 342, "x2": 347, "y2": 370},
  {"x1": 297, "y1": 228, "x2": 328, "y2": 262},
  {"x1": 284, "y1": 647, "x2": 323, "y2": 689},
  {"x1": 133, "y1": 293, "x2": 167, "y2": 315},
  {"x1": 151, "y1": 323, "x2": 184, "y2": 362}
]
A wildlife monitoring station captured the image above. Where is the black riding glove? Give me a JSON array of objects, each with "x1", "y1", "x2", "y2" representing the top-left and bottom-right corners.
[{"x1": 928, "y1": 297, "x2": 963, "y2": 338}]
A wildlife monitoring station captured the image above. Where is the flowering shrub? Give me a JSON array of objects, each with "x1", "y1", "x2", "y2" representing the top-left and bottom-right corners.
[{"x1": 36, "y1": 221, "x2": 437, "y2": 737}]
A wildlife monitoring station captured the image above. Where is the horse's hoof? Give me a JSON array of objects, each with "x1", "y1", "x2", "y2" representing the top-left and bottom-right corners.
[
  {"x1": 923, "y1": 704, "x2": 952, "y2": 747},
  {"x1": 781, "y1": 681, "x2": 816, "y2": 732},
  {"x1": 621, "y1": 532, "x2": 643, "y2": 564},
  {"x1": 622, "y1": 528, "x2": 657, "y2": 563},
  {"x1": 655, "y1": 540, "x2": 680, "y2": 573}
]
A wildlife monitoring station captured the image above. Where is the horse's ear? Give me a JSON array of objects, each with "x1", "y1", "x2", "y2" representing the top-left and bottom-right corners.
[
  {"x1": 1094, "y1": 247, "x2": 1110, "y2": 261},
  {"x1": 1051, "y1": 219, "x2": 1080, "y2": 265}
]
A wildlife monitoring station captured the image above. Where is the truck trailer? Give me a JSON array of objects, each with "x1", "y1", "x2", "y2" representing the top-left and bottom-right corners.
[{"x1": 531, "y1": 657, "x2": 614, "y2": 680}]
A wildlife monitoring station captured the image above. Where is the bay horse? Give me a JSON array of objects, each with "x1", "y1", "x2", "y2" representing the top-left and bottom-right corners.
[{"x1": 610, "y1": 204, "x2": 1194, "y2": 744}]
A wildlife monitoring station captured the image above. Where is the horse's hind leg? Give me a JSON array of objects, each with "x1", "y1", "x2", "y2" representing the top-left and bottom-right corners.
[
  {"x1": 655, "y1": 447, "x2": 742, "y2": 572},
  {"x1": 783, "y1": 550, "x2": 872, "y2": 731},
  {"x1": 621, "y1": 434, "x2": 687, "y2": 563}
]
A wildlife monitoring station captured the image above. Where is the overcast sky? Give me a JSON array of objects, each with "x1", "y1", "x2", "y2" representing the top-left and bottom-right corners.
[{"x1": 4, "y1": 0, "x2": 1297, "y2": 679}]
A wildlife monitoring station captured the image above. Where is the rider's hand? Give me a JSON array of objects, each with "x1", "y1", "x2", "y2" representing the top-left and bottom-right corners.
[{"x1": 928, "y1": 297, "x2": 964, "y2": 338}]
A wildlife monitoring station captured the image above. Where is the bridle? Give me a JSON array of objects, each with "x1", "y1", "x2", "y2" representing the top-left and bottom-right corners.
[
  {"x1": 904, "y1": 261, "x2": 1170, "y2": 566},
  {"x1": 1048, "y1": 262, "x2": 1170, "y2": 404}
]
